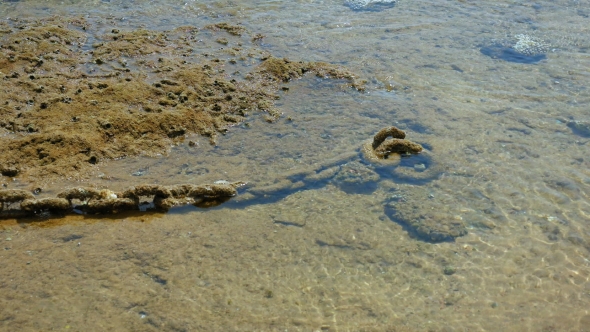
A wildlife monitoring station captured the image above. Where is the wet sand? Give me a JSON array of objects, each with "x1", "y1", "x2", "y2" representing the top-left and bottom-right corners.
[{"x1": 1, "y1": 0, "x2": 590, "y2": 331}]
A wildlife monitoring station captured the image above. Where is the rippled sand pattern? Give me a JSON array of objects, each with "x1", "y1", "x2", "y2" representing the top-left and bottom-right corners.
[{"x1": 1, "y1": 0, "x2": 590, "y2": 331}]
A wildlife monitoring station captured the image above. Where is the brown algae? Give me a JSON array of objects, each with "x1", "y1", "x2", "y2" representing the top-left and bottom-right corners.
[{"x1": 0, "y1": 17, "x2": 364, "y2": 185}]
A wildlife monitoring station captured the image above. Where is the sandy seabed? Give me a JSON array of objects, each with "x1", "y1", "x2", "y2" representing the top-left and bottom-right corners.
[{"x1": 1, "y1": 0, "x2": 590, "y2": 331}]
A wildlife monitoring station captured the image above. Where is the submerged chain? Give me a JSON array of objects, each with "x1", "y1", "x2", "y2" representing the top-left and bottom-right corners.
[{"x1": 0, "y1": 182, "x2": 245, "y2": 216}]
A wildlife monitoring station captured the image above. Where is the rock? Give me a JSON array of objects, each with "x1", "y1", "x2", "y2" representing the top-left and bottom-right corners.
[
  {"x1": 567, "y1": 120, "x2": 590, "y2": 137},
  {"x1": 512, "y1": 34, "x2": 549, "y2": 56},
  {"x1": 345, "y1": 0, "x2": 397, "y2": 11},
  {"x1": 480, "y1": 34, "x2": 549, "y2": 64},
  {"x1": 443, "y1": 266, "x2": 456, "y2": 275}
]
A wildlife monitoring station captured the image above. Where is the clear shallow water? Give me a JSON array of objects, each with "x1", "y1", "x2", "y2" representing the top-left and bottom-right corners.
[{"x1": 1, "y1": 0, "x2": 590, "y2": 331}]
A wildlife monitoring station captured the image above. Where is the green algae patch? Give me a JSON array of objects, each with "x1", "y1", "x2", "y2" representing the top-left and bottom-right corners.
[
  {"x1": 255, "y1": 56, "x2": 366, "y2": 90},
  {"x1": 0, "y1": 18, "x2": 364, "y2": 184},
  {"x1": 205, "y1": 23, "x2": 247, "y2": 36}
]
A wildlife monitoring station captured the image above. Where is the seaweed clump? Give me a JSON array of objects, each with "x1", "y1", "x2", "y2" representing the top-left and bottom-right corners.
[{"x1": 0, "y1": 17, "x2": 365, "y2": 185}]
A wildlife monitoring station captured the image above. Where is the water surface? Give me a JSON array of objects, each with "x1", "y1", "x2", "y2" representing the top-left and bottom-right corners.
[{"x1": 1, "y1": 0, "x2": 589, "y2": 331}]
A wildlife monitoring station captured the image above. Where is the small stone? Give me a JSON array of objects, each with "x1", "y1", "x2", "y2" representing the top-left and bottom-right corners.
[
  {"x1": 264, "y1": 290, "x2": 273, "y2": 298},
  {"x1": 567, "y1": 120, "x2": 590, "y2": 138},
  {"x1": 443, "y1": 266, "x2": 456, "y2": 275}
]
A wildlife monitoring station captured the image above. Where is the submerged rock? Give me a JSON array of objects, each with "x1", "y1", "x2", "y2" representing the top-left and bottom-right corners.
[
  {"x1": 345, "y1": 0, "x2": 397, "y2": 11},
  {"x1": 512, "y1": 34, "x2": 549, "y2": 56},
  {"x1": 567, "y1": 120, "x2": 590, "y2": 138},
  {"x1": 480, "y1": 34, "x2": 550, "y2": 64}
]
